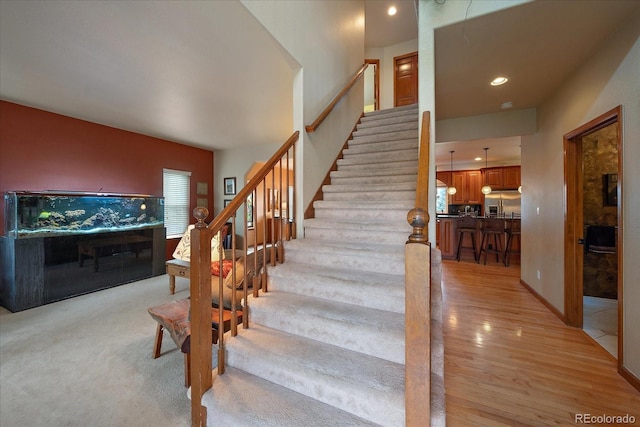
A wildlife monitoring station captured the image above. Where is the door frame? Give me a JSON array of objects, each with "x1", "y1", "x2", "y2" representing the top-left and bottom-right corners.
[
  {"x1": 364, "y1": 59, "x2": 380, "y2": 111},
  {"x1": 563, "y1": 105, "x2": 623, "y2": 367}
]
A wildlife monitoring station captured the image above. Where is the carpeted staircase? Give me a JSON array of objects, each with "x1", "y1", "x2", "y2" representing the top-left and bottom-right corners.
[{"x1": 201, "y1": 104, "x2": 444, "y2": 426}]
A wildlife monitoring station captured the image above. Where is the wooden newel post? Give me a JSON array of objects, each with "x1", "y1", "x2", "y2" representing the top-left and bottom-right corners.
[
  {"x1": 190, "y1": 206, "x2": 212, "y2": 427},
  {"x1": 405, "y1": 207, "x2": 431, "y2": 426},
  {"x1": 407, "y1": 208, "x2": 429, "y2": 244}
]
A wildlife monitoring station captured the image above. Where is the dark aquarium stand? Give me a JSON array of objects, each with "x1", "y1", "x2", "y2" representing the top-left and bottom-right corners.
[{"x1": 1, "y1": 192, "x2": 166, "y2": 312}]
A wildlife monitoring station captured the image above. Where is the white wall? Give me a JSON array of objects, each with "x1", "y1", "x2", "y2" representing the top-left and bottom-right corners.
[
  {"x1": 241, "y1": 0, "x2": 365, "y2": 231},
  {"x1": 522, "y1": 9, "x2": 639, "y2": 378},
  {"x1": 365, "y1": 38, "x2": 418, "y2": 111}
]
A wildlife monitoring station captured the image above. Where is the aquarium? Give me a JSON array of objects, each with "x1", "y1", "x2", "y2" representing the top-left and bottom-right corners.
[{"x1": 4, "y1": 191, "x2": 164, "y2": 238}]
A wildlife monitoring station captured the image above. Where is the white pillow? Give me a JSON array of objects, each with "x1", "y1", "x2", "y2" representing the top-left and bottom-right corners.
[{"x1": 172, "y1": 225, "x2": 225, "y2": 261}]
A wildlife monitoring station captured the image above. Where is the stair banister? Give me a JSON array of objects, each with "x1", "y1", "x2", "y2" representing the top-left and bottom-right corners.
[
  {"x1": 305, "y1": 63, "x2": 368, "y2": 133},
  {"x1": 189, "y1": 131, "x2": 299, "y2": 427},
  {"x1": 405, "y1": 111, "x2": 432, "y2": 425},
  {"x1": 415, "y1": 111, "x2": 431, "y2": 240}
]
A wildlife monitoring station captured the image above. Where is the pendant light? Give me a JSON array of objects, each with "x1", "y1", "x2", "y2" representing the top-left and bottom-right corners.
[
  {"x1": 447, "y1": 151, "x2": 457, "y2": 195},
  {"x1": 481, "y1": 147, "x2": 492, "y2": 195}
]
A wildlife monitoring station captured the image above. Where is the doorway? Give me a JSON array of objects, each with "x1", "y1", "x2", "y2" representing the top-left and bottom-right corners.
[
  {"x1": 364, "y1": 59, "x2": 379, "y2": 112},
  {"x1": 394, "y1": 51, "x2": 418, "y2": 107},
  {"x1": 564, "y1": 106, "x2": 622, "y2": 364}
]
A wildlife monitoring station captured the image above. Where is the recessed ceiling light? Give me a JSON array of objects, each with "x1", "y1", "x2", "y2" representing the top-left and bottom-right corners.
[
  {"x1": 491, "y1": 76, "x2": 508, "y2": 86},
  {"x1": 388, "y1": 6, "x2": 397, "y2": 16},
  {"x1": 501, "y1": 101, "x2": 513, "y2": 109},
  {"x1": 474, "y1": 157, "x2": 482, "y2": 161}
]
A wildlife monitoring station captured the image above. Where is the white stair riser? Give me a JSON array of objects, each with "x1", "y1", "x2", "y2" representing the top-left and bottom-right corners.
[
  {"x1": 361, "y1": 106, "x2": 417, "y2": 121},
  {"x1": 337, "y1": 160, "x2": 419, "y2": 171},
  {"x1": 340, "y1": 150, "x2": 418, "y2": 165},
  {"x1": 285, "y1": 250, "x2": 405, "y2": 275},
  {"x1": 226, "y1": 338, "x2": 405, "y2": 427},
  {"x1": 313, "y1": 208, "x2": 411, "y2": 221},
  {"x1": 249, "y1": 297, "x2": 405, "y2": 363},
  {"x1": 330, "y1": 167, "x2": 418, "y2": 178},
  {"x1": 343, "y1": 139, "x2": 417, "y2": 155},
  {"x1": 324, "y1": 191, "x2": 415, "y2": 202},
  {"x1": 330, "y1": 174, "x2": 416, "y2": 185},
  {"x1": 323, "y1": 182, "x2": 416, "y2": 193},
  {"x1": 304, "y1": 227, "x2": 409, "y2": 245},
  {"x1": 357, "y1": 114, "x2": 418, "y2": 129},
  {"x1": 352, "y1": 122, "x2": 418, "y2": 137},
  {"x1": 266, "y1": 273, "x2": 405, "y2": 314},
  {"x1": 349, "y1": 130, "x2": 418, "y2": 145}
]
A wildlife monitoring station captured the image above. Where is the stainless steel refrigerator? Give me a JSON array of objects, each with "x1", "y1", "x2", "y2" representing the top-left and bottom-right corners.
[{"x1": 484, "y1": 190, "x2": 521, "y2": 216}]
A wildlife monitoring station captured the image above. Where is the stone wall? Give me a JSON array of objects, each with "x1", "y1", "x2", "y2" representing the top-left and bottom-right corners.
[{"x1": 582, "y1": 124, "x2": 617, "y2": 299}]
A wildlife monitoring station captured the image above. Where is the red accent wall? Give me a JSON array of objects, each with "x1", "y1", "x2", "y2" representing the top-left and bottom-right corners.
[{"x1": 0, "y1": 101, "x2": 214, "y2": 259}]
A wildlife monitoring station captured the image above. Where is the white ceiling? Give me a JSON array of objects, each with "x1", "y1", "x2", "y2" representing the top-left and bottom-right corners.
[
  {"x1": 365, "y1": 0, "x2": 418, "y2": 48},
  {"x1": 0, "y1": 0, "x2": 295, "y2": 151},
  {"x1": 1, "y1": 0, "x2": 637, "y2": 163}
]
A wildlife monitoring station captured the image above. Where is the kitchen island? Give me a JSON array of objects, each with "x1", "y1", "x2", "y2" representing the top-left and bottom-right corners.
[{"x1": 436, "y1": 215, "x2": 520, "y2": 263}]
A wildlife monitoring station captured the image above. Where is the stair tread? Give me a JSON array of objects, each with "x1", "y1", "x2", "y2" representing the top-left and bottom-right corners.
[
  {"x1": 284, "y1": 238, "x2": 404, "y2": 257},
  {"x1": 226, "y1": 325, "x2": 405, "y2": 425},
  {"x1": 268, "y1": 261, "x2": 404, "y2": 289},
  {"x1": 267, "y1": 262, "x2": 405, "y2": 314},
  {"x1": 304, "y1": 217, "x2": 410, "y2": 232},
  {"x1": 251, "y1": 291, "x2": 404, "y2": 330},
  {"x1": 249, "y1": 292, "x2": 404, "y2": 363},
  {"x1": 203, "y1": 367, "x2": 379, "y2": 427}
]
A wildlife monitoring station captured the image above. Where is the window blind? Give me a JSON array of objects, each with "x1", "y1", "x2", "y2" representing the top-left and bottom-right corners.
[{"x1": 163, "y1": 169, "x2": 191, "y2": 238}]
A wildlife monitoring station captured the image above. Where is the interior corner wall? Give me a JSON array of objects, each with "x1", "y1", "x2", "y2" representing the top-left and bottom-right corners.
[
  {"x1": 240, "y1": 0, "x2": 365, "y2": 216},
  {"x1": 521, "y1": 10, "x2": 639, "y2": 378},
  {"x1": 366, "y1": 38, "x2": 418, "y2": 111},
  {"x1": 0, "y1": 101, "x2": 214, "y2": 259}
]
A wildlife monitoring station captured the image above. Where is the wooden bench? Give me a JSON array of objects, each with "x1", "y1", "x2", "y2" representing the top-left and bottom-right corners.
[{"x1": 147, "y1": 298, "x2": 242, "y2": 387}]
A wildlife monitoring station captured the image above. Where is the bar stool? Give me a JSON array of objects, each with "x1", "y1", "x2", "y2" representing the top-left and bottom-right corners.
[
  {"x1": 504, "y1": 218, "x2": 521, "y2": 267},
  {"x1": 456, "y1": 216, "x2": 478, "y2": 262},
  {"x1": 478, "y1": 217, "x2": 505, "y2": 265}
]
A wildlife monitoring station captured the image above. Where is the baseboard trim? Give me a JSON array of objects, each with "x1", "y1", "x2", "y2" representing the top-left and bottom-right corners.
[
  {"x1": 620, "y1": 366, "x2": 640, "y2": 393},
  {"x1": 519, "y1": 279, "x2": 567, "y2": 324}
]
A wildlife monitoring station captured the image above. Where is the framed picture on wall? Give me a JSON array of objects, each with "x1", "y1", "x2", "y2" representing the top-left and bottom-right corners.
[
  {"x1": 224, "y1": 177, "x2": 236, "y2": 195},
  {"x1": 224, "y1": 199, "x2": 232, "y2": 207}
]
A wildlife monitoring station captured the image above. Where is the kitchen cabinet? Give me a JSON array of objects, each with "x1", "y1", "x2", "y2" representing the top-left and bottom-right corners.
[
  {"x1": 482, "y1": 166, "x2": 521, "y2": 190},
  {"x1": 503, "y1": 166, "x2": 521, "y2": 189},
  {"x1": 485, "y1": 168, "x2": 504, "y2": 187},
  {"x1": 451, "y1": 170, "x2": 483, "y2": 204},
  {"x1": 436, "y1": 171, "x2": 451, "y2": 186}
]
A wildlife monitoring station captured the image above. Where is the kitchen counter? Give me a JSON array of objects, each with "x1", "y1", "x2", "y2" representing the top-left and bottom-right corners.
[{"x1": 436, "y1": 215, "x2": 520, "y2": 262}]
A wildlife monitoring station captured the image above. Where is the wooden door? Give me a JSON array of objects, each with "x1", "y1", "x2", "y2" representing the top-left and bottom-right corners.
[{"x1": 394, "y1": 52, "x2": 418, "y2": 107}]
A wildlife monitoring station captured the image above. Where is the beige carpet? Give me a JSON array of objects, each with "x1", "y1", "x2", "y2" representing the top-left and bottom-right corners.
[{"x1": 0, "y1": 274, "x2": 200, "y2": 427}]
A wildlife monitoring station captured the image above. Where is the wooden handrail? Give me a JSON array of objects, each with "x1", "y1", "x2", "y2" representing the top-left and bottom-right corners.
[
  {"x1": 405, "y1": 110, "x2": 432, "y2": 425},
  {"x1": 206, "y1": 131, "x2": 299, "y2": 233},
  {"x1": 415, "y1": 111, "x2": 431, "y2": 240},
  {"x1": 305, "y1": 63, "x2": 368, "y2": 133},
  {"x1": 189, "y1": 130, "x2": 299, "y2": 427}
]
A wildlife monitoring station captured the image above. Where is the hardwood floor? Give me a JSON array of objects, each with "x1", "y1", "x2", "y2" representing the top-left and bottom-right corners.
[{"x1": 441, "y1": 259, "x2": 639, "y2": 426}]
